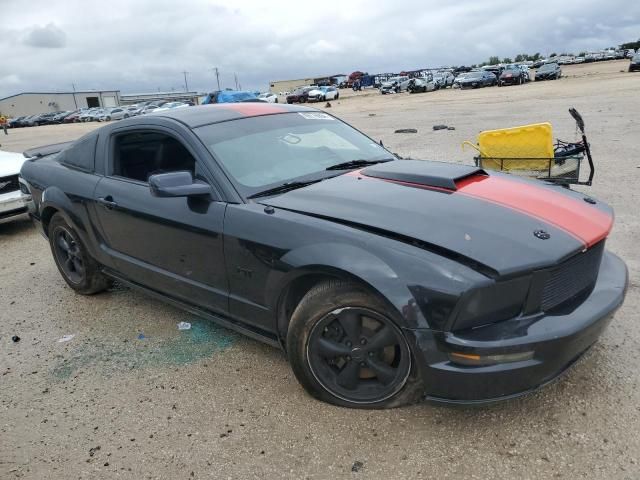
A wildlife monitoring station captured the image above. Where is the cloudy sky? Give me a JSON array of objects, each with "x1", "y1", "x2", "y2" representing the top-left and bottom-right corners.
[{"x1": 0, "y1": 0, "x2": 638, "y2": 97}]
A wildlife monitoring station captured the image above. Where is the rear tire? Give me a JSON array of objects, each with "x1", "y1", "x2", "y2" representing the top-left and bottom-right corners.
[
  {"x1": 286, "y1": 280, "x2": 423, "y2": 408},
  {"x1": 48, "y1": 213, "x2": 112, "y2": 295}
]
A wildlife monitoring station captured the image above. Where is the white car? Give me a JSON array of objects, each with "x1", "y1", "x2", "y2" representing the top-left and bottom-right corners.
[
  {"x1": 0, "y1": 150, "x2": 29, "y2": 220},
  {"x1": 153, "y1": 102, "x2": 190, "y2": 113},
  {"x1": 258, "y1": 92, "x2": 279, "y2": 103},
  {"x1": 97, "y1": 107, "x2": 131, "y2": 122},
  {"x1": 380, "y1": 76, "x2": 411, "y2": 94},
  {"x1": 307, "y1": 86, "x2": 339, "y2": 102}
]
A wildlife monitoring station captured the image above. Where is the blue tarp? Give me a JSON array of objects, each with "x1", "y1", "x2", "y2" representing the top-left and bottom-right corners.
[{"x1": 202, "y1": 90, "x2": 258, "y2": 104}]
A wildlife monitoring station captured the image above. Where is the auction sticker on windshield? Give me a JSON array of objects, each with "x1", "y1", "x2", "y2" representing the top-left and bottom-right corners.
[{"x1": 298, "y1": 112, "x2": 334, "y2": 120}]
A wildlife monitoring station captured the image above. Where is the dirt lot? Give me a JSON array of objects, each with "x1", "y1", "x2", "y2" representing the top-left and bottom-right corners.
[{"x1": 1, "y1": 59, "x2": 639, "y2": 479}]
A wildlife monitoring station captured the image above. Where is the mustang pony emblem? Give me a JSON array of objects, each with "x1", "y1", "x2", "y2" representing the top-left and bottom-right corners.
[{"x1": 534, "y1": 230, "x2": 551, "y2": 240}]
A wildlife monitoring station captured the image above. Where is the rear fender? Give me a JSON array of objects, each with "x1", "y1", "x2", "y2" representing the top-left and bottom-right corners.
[{"x1": 39, "y1": 186, "x2": 102, "y2": 260}]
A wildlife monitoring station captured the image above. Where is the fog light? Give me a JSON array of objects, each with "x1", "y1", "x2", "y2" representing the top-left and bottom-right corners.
[{"x1": 449, "y1": 351, "x2": 534, "y2": 366}]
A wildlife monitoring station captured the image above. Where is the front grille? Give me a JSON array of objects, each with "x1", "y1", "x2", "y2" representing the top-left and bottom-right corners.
[
  {"x1": 0, "y1": 174, "x2": 20, "y2": 194},
  {"x1": 540, "y1": 241, "x2": 605, "y2": 311}
]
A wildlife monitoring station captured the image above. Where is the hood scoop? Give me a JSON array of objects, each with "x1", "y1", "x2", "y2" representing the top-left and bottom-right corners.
[{"x1": 362, "y1": 160, "x2": 487, "y2": 190}]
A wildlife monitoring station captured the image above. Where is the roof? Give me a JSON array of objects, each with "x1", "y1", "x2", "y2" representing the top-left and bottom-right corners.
[
  {"x1": 151, "y1": 102, "x2": 316, "y2": 128},
  {"x1": 270, "y1": 74, "x2": 348, "y2": 83},
  {"x1": 0, "y1": 90, "x2": 120, "y2": 102}
]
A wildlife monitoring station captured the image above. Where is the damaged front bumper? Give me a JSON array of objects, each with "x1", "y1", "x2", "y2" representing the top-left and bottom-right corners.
[{"x1": 405, "y1": 250, "x2": 628, "y2": 404}]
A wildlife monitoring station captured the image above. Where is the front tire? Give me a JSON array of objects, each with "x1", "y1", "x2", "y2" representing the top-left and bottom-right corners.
[
  {"x1": 286, "y1": 280, "x2": 422, "y2": 408},
  {"x1": 48, "y1": 213, "x2": 112, "y2": 295}
]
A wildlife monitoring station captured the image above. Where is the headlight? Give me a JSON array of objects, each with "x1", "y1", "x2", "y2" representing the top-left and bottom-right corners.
[{"x1": 451, "y1": 276, "x2": 531, "y2": 331}]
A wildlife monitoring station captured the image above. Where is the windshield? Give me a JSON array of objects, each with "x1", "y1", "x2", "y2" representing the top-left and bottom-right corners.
[
  {"x1": 195, "y1": 112, "x2": 392, "y2": 196},
  {"x1": 539, "y1": 63, "x2": 557, "y2": 71}
]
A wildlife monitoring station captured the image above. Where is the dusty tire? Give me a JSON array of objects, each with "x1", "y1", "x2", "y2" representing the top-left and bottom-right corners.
[
  {"x1": 48, "y1": 213, "x2": 112, "y2": 295},
  {"x1": 286, "y1": 280, "x2": 423, "y2": 409}
]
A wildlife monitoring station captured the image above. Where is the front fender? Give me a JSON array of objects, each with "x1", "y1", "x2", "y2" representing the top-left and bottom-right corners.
[{"x1": 269, "y1": 238, "x2": 484, "y2": 330}]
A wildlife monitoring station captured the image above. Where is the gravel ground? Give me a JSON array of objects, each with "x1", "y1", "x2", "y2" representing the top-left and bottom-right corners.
[{"x1": 1, "y1": 59, "x2": 639, "y2": 479}]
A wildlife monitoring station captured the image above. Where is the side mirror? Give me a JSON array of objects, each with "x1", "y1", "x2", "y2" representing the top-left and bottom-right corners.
[{"x1": 149, "y1": 171, "x2": 212, "y2": 198}]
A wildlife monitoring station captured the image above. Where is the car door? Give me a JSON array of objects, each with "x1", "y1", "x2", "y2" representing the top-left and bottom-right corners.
[{"x1": 92, "y1": 125, "x2": 229, "y2": 315}]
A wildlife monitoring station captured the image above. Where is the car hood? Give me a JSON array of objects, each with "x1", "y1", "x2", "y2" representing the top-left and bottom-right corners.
[
  {"x1": 262, "y1": 160, "x2": 613, "y2": 276},
  {"x1": 0, "y1": 149, "x2": 27, "y2": 176}
]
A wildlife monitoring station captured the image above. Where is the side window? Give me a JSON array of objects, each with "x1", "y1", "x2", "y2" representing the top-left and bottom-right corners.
[
  {"x1": 111, "y1": 131, "x2": 196, "y2": 182},
  {"x1": 59, "y1": 133, "x2": 98, "y2": 172}
]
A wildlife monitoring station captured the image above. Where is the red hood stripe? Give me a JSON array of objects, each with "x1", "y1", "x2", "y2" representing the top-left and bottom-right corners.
[
  {"x1": 455, "y1": 175, "x2": 612, "y2": 247},
  {"x1": 349, "y1": 169, "x2": 613, "y2": 248}
]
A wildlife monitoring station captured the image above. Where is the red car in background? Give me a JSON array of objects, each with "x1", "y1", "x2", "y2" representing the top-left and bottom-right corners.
[{"x1": 63, "y1": 110, "x2": 84, "y2": 123}]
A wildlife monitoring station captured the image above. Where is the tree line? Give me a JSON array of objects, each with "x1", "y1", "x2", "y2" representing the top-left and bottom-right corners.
[{"x1": 468, "y1": 38, "x2": 639, "y2": 67}]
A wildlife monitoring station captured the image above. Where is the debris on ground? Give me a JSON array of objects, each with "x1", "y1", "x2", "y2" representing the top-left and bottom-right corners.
[
  {"x1": 325, "y1": 102, "x2": 331, "y2": 108},
  {"x1": 351, "y1": 461, "x2": 364, "y2": 472},
  {"x1": 57, "y1": 334, "x2": 75, "y2": 343},
  {"x1": 368, "y1": 113, "x2": 376, "y2": 117},
  {"x1": 89, "y1": 446, "x2": 101, "y2": 457},
  {"x1": 137, "y1": 333, "x2": 146, "y2": 340},
  {"x1": 11, "y1": 335, "x2": 20, "y2": 343},
  {"x1": 394, "y1": 128, "x2": 417, "y2": 133},
  {"x1": 177, "y1": 321, "x2": 192, "y2": 331},
  {"x1": 433, "y1": 124, "x2": 448, "y2": 130}
]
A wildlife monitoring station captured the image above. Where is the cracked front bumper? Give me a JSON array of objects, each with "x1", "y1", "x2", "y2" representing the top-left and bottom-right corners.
[{"x1": 405, "y1": 250, "x2": 628, "y2": 404}]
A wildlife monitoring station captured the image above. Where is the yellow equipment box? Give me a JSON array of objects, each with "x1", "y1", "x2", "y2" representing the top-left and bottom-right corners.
[{"x1": 476, "y1": 122, "x2": 554, "y2": 171}]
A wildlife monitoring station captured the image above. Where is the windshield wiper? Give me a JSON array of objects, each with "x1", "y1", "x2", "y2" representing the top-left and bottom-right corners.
[
  {"x1": 247, "y1": 179, "x2": 323, "y2": 199},
  {"x1": 325, "y1": 159, "x2": 394, "y2": 171}
]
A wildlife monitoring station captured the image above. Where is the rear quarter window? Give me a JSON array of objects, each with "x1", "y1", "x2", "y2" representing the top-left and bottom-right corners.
[{"x1": 58, "y1": 133, "x2": 98, "y2": 172}]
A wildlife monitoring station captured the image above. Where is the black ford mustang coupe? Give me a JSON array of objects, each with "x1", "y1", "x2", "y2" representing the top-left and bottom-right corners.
[{"x1": 20, "y1": 103, "x2": 627, "y2": 408}]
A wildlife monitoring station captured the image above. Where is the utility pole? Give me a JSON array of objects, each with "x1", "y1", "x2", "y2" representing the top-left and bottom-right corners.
[
  {"x1": 234, "y1": 73, "x2": 239, "y2": 90},
  {"x1": 213, "y1": 67, "x2": 221, "y2": 90},
  {"x1": 182, "y1": 71, "x2": 189, "y2": 92},
  {"x1": 71, "y1": 83, "x2": 78, "y2": 109}
]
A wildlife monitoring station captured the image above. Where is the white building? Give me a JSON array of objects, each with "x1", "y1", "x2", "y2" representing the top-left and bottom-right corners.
[{"x1": 0, "y1": 90, "x2": 121, "y2": 117}]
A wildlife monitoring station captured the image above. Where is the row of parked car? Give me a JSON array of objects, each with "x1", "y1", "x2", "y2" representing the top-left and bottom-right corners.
[
  {"x1": 6, "y1": 100, "x2": 194, "y2": 128},
  {"x1": 378, "y1": 62, "x2": 566, "y2": 94}
]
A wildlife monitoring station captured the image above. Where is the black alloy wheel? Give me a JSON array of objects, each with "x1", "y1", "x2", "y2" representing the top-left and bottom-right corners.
[
  {"x1": 48, "y1": 213, "x2": 112, "y2": 294},
  {"x1": 52, "y1": 226, "x2": 85, "y2": 284},
  {"x1": 287, "y1": 280, "x2": 422, "y2": 408},
  {"x1": 306, "y1": 306, "x2": 412, "y2": 404}
]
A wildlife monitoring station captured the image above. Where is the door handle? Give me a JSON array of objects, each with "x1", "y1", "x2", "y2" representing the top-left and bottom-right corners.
[{"x1": 97, "y1": 196, "x2": 118, "y2": 209}]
